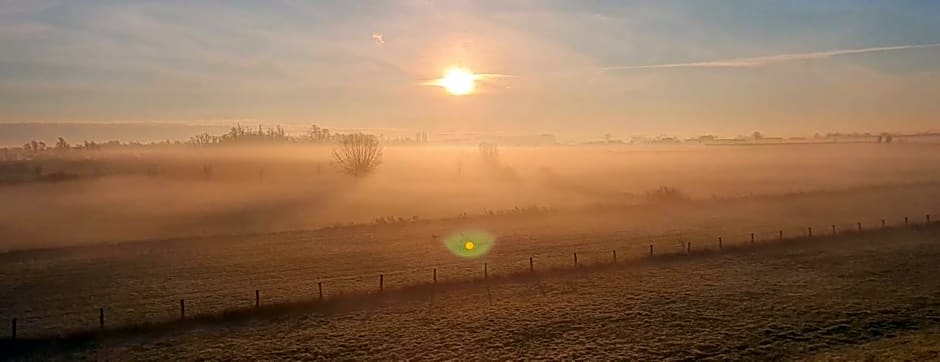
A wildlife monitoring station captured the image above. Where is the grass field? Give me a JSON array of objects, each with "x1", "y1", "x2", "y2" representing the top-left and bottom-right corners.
[
  {"x1": 7, "y1": 221, "x2": 939, "y2": 360},
  {"x1": 2, "y1": 144, "x2": 940, "y2": 360},
  {"x1": 1, "y1": 182, "x2": 938, "y2": 338}
]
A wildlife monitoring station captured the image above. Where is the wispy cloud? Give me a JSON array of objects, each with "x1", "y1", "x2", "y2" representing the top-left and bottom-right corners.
[{"x1": 607, "y1": 43, "x2": 940, "y2": 70}]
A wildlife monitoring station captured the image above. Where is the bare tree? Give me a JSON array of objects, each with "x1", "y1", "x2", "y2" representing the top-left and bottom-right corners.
[
  {"x1": 332, "y1": 133, "x2": 383, "y2": 176},
  {"x1": 55, "y1": 137, "x2": 70, "y2": 151},
  {"x1": 479, "y1": 142, "x2": 500, "y2": 167}
]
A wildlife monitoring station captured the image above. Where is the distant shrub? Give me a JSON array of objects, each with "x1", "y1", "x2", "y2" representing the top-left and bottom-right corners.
[
  {"x1": 643, "y1": 186, "x2": 691, "y2": 204},
  {"x1": 42, "y1": 171, "x2": 80, "y2": 183},
  {"x1": 373, "y1": 215, "x2": 420, "y2": 225},
  {"x1": 332, "y1": 133, "x2": 383, "y2": 177},
  {"x1": 480, "y1": 205, "x2": 552, "y2": 217},
  {"x1": 479, "y1": 143, "x2": 500, "y2": 166},
  {"x1": 478, "y1": 143, "x2": 519, "y2": 181},
  {"x1": 0, "y1": 161, "x2": 32, "y2": 183}
]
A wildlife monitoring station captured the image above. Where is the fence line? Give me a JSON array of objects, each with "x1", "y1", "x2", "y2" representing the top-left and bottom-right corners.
[{"x1": 3, "y1": 213, "x2": 938, "y2": 343}]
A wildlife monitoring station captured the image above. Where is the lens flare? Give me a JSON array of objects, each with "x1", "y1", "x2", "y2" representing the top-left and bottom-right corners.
[{"x1": 444, "y1": 230, "x2": 494, "y2": 259}]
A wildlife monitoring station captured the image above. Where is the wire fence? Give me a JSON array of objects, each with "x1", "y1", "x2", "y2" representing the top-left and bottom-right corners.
[{"x1": 2, "y1": 213, "x2": 937, "y2": 342}]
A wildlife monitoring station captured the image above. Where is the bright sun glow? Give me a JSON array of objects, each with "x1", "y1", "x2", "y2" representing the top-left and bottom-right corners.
[{"x1": 437, "y1": 67, "x2": 477, "y2": 95}]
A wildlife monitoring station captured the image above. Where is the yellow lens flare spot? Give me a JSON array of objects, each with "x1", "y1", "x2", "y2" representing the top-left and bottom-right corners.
[{"x1": 444, "y1": 230, "x2": 494, "y2": 259}]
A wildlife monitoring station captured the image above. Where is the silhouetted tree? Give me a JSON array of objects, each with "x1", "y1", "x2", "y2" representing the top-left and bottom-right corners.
[
  {"x1": 25, "y1": 140, "x2": 46, "y2": 152},
  {"x1": 55, "y1": 137, "x2": 70, "y2": 151},
  {"x1": 479, "y1": 143, "x2": 500, "y2": 167},
  {"x1": 644, "y1": 186, "x2": 691, "y2": 204},
  {"x1": 332, "y1": 133, "x2": 383, "y2": 176},
  {"x1": 190, "y1": 133, "x2": 217, "y2": 145}
]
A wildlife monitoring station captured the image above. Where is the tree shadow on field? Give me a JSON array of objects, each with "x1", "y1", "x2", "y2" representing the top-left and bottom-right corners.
[{"x1": 161, "y1": 178, "x2": 362, "y2": 237}]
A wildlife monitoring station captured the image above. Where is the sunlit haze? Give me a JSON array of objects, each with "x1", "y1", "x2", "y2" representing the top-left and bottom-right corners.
[
  {"x1": 1, "y1": 1, "x2": 939, "y2": 138},
  {"x1": 3, "y1": 2, "x2": 940, "y2": 360}
]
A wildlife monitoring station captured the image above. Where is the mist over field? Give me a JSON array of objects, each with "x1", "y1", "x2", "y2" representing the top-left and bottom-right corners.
[
  {"x1": 4, "y1": 0, "x2": 940, "y2": 360},
  {"x1": 3, "y1": 137, "x2": 940, "y2": 360},
  {"x1": 1, "y1": 142, "x2": 939, "y2": 250}
]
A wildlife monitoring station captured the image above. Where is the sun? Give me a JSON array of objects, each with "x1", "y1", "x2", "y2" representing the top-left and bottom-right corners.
[{"x1": 436, "y1": 67, "x2": 477, "y2": 95}]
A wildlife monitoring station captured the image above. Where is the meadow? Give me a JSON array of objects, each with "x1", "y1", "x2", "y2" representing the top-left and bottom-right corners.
[
  {"x1": 8, "y1": 221, "x2": 940, "y2": 360},
  {"x1": 1, "y1": 142, "x2": 940, "y2": 359}
]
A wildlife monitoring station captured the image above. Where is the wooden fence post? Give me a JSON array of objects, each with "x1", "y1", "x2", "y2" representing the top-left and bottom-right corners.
[
  {"x1": 649, "y1": 244, "x2": 653, "y2": 256},
  {"x1": 573, "y1": 253, "x2": 578, "y2": 268},
  {"x1": 687, "y1": 242, "x2": 691, "y2": 253},
  {"x1": 612, "y1": 250, "x2": 617, "y2": 263},
  {"x1": 255, "y1": 290, "x2": 260, "y2": 308},
  {"x1": 99, "y1": 307, "x2": 105, "y2": 330},
  {"x1": 808, "y1": 227, "x2": 813, "y2": 237},
  {"x1": 882, "y1": 219, "x2": 886, "y2": 229},
  {"x1": 857, "y1": 222, "x2": 862, "y2": 232},
  {"x1": 379, "y1": 274, "x2": 384, "y2": 291},
  {"x1": 433, "y1": 268, "x2": 437, "y2": 284},
  {"x1": 529, "y1": 257, "x2": 534, "y2": 272},
  {"x1": 484, "y1": 263, "x2": 488, "y2": 280},
  {"x1": 718, "y1": 236, "x2": 722, "y2": 249},
  {"x1": 318, "y1": 282, "x2": 323, "y2": 300},
  {"x1": 832, "y1": 224, "x2": 836, "y2": 235},
  {"x1": 779, "y1": 230, "x2": 783, "y2": 241},
  {"x1": 750, "y1": 233, "x2": 755, "y2": 244},
  {"x1": 180, "y1": 299, "x2": 185, "y2": 320},
  {"x1": 905, "y1": 216, "x2": 909, "y2": 225}
]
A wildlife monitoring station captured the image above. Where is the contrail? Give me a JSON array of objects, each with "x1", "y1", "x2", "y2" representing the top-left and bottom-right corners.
[{"x1": 606, "y1": 43, "x2": 940, "y2": 70}]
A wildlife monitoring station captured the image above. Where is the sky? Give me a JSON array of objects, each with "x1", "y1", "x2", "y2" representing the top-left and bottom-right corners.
[{"x1": 1, "y1": 0, "x2": 939, "y2": 139}]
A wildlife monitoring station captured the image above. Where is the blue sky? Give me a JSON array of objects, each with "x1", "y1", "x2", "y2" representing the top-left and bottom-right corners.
[{"x1": 1, "y1": 0, "x2": 938, "y2": 138}]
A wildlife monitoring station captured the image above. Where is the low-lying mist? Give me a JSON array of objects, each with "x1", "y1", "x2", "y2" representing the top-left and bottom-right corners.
[{"x1": 1, "y1": 142, "x2": 939, "y2": 250}]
